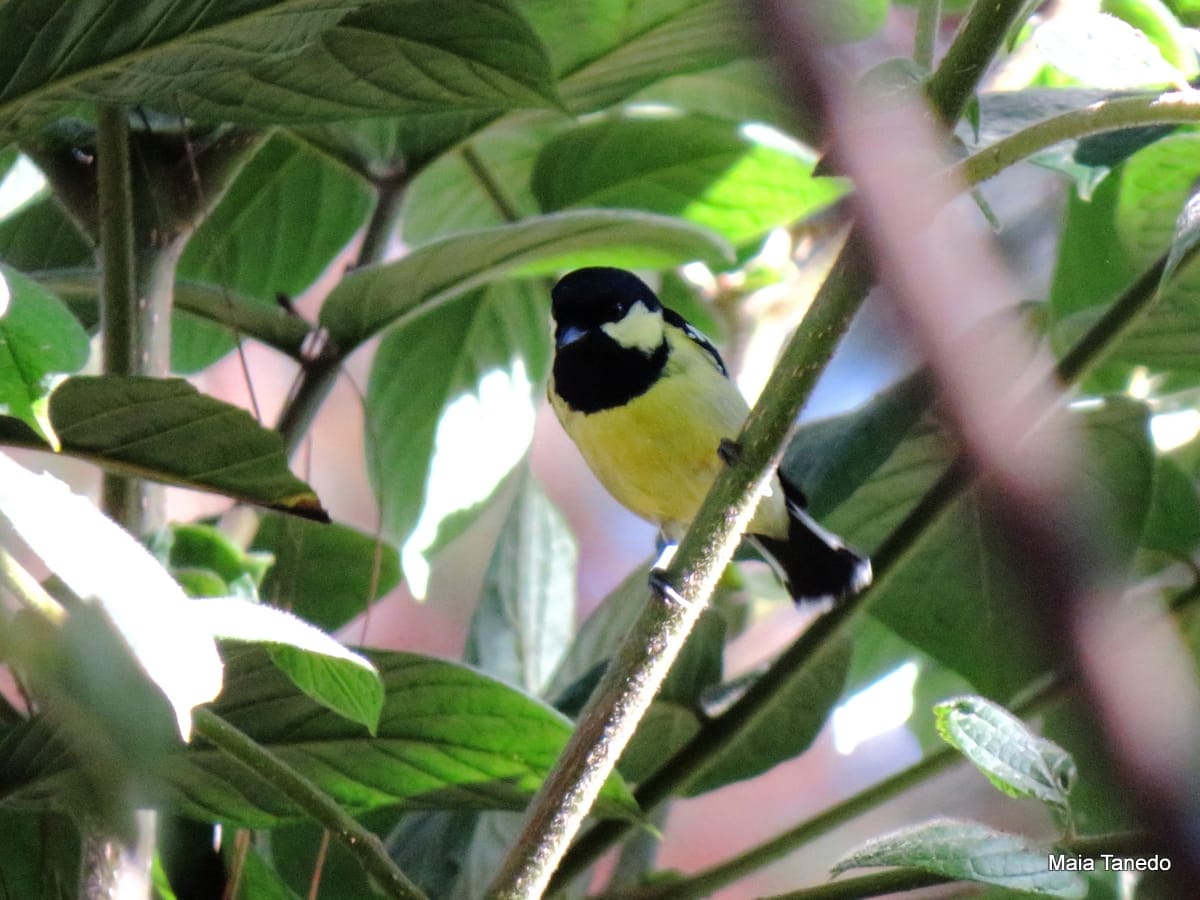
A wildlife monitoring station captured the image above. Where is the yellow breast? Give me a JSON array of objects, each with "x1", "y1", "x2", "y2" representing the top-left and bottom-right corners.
[{"x1": 551, "y1": 328, "x2": 787, "y2": 539}]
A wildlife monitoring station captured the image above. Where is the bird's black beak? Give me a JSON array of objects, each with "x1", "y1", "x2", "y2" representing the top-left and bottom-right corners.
[{"x1": 556, "y1": 324, "x2": 588, "y2": 349}]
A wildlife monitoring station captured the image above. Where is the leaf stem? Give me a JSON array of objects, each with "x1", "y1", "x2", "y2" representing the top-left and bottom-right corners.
[
  {"x1": 913, "y1": 0, "x2": 942, "y2": 71},
  {"x1": 957, "y1": 92, "x2": 1200, "y2": 188},
  {"x1": 190, "y1": 708, "x2": 427, "y2": 900},
  {"x1": 461, "y1": 143, "x2": 521, "y2": 223}
]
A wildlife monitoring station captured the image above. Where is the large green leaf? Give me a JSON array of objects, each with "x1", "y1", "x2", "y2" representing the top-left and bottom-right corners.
[
  {"x1": 0, "y1": 376, "x2": 328, "y2": 521},
  {"x1": 321, "y1": 209, "x2": 732, "y2": 349},
  {"x1": 0, "y1": 810, "x2": 79, "y2": 899},
  {"x1": 365, "y1": 283, "x2": 548, "y2": 597},
  {"x1": 825, "y1": 398, "x2": 1154, "y2": 698},
  {"x1": 531, "y1": 113, "x2": 845, "y2": 245},
  {"x1": 0, "y1": 0, "x2": 559, "y2": 137},
  {"x1": 400, "y1": 119, "x2": 564, "y2": 245},
  {"x1": 168, "y1": 646, "x2": 638, "y2": 826},
  {"x1": 0, "y1": 264, "x2": 90, "y2": 446},
  {"x1": 465, "y1": 471, "x2": 577, "y2": 694}
]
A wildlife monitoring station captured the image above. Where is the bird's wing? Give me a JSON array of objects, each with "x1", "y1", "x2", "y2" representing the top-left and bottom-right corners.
[{"x1": 662, "y1": 307, "x2": 728, "y2": 377}]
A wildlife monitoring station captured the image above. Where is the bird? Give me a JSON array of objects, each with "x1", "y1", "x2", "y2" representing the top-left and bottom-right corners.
[{"x1": 548, "y1": 266, "x2": 871, "y2": 605}]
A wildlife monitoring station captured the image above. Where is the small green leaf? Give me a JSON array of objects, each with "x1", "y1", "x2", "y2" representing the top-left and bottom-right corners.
[
  {"x1": 465, "y1": 472, "x2": 577, "y2": 694},
  {"x1": 832, "y1": 818, "x2": 1087, "y2": 898},
  {"x1": 0, "y1": 376, "x2": 329, "y2": 521},
  {"x1": 193, "y1": 596, "x2": 382, "y2": 734},
  {"x1": 164, "y1": 523, "x2": 272, "y2": 593},
  {"x1": 0, "y1": 453, "x2": 223, "y2": 740},
  {"x1": 531, "y1": 114, "x2": 845, "y2": 245},
  {"x1": 935, "y1": 695, "x2": 1077, "y2": 815},
  {"x1": 0, "y1": 194, "x2": 92, "y2": 271},
  {"x1": 0, "y1": 264, "x2": 89, "y2": 447},
  {"x1": 320, "y1": 210, "x2": 732, "y2": 350},
  {"x1": 810, "y1": 0, "x2": 890, "y2": 44}
]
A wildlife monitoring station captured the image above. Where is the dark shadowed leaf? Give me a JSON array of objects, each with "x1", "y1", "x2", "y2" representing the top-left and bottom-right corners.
[{"x1": 252, "y1": 513, "x2": 401, "y2": 633}]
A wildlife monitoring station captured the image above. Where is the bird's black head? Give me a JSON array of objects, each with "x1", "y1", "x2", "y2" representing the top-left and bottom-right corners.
[
  {"x1": 551, "y1": 267, "x2": 663, "y2": 340},
  {"x1": 549, "y1": 267, "x2": 669, "y2": 414}
]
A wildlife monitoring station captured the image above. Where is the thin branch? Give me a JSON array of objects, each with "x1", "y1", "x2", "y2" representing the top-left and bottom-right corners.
[
  {"x1": 96, "y1": 106, "x2": 144, "y2": 531},
  {"x1": 913, "y1": 0, "x2": 942, "y2": 71},
  {"x1": 275, "y1": 174, "x2": 406, "y2": 455},
  {"x1": 924, "y1": 0, "x2": 1030, "y2": 126},
  {"x1": 190, "y1": 708, "x2": 427, "y2": 900},
  {"x1": 957, "y1": 91, "x2": 1200, "y2": 188}
]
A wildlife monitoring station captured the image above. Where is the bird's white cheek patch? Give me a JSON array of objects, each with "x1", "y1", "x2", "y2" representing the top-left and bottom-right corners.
[{"x1": 602, "y1": 301, "x2": 663, "y2": 353}]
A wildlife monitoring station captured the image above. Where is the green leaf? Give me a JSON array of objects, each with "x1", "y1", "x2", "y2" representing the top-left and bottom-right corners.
[
  {"x1": 465, "y1": 471, "x2": 577, "y2": 694},
  {"x1": 191, "y1": 596, "x2": 382, "y2": 733},
  {"x1": 782, "y1": 370, "x2": 932, "y2": 519},
  {"x1": 0, "y1": 453, "x2": 224, "y2": 740},
  {"x1": 1141, "y1": 455, "x2": 1200, "y2": 560},
  {"x1": 0, "y1": 376, "x2": 329, "y2": 521},
  {"x1": 159, "y1": 646, "x2": 640, "y2": 827},
  {"x1": 0, "y1": 0, "x2": 559, "y2": 138},
  {"x1": 365, "y1": 283, "x2": 548, "y2": 598},
  {"x1": 224, "y1": 847, "x2": 303, "y2": 900},
  {"x1": 173, "y1": 132, "x2": 372, "y2": 371},
  {"x1": 164, "y1": 523, "x2": 272, "y2": 594},
  {"x1": 683, "y1": 637, "x2": 851, "y2": 796},
  {"x1": 401, "y1": 119, "x2": 563, "y2": 245},
  {"x1": 252, "y1": 513, "x2": 401, "y2": 633},
  {"x1": 536, "y1": 0, "x2": 753, "y2": 115},
  {"x1": 935, "y1": 695, "x2": 1077, "y2": 815},
  {"x1": 0, "y1": 264, "x2": 89, "y2": 447},
  {"x1": 832, "y1": 819, "x2": 1088, "y2": 898},
  {"x1": 320, "y1": 209, "x2": 732, "y2": 350},
  {"x1": 0, "y1": 810, "x2": 80, "y2": 899},
  {"x1": 0, "y1": 195, "x2": 92, "y2": 272},
  {"x1": 1052, "y1": 133, "x2": 1200, "y2": 393},
  {"x1": 531, "y1": 113, "x2": 845, "y2": 245},
  {"x1": 828, "y1": 398, "x2": 1154, "y2": 697},
  {"x1": 629, "y1": 59, "x2": 797, "y2": 134}
]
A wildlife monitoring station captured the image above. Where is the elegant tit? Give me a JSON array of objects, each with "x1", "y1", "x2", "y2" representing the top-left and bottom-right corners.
[{"x1": 548, "y1": 266, "x2": 871, "y2": 604}]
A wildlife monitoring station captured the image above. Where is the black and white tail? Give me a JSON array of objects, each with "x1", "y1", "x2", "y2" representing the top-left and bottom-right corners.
[{"x1": 751, "y1": 478, "x2": 872, "y2": 605}]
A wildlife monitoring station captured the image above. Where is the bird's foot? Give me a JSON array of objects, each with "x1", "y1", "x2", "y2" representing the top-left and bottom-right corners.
[
  {"x1": 718, "y1": 437, "x2": 743, "y2": 466},
  {"x1": 649, "y1": 567, "x2": 686, "y2": 606}
]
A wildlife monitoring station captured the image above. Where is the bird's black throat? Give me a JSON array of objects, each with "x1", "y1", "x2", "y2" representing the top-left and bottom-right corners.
[{"x1": 554, "y1": 333, "x2": 668, "y2": 414}]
